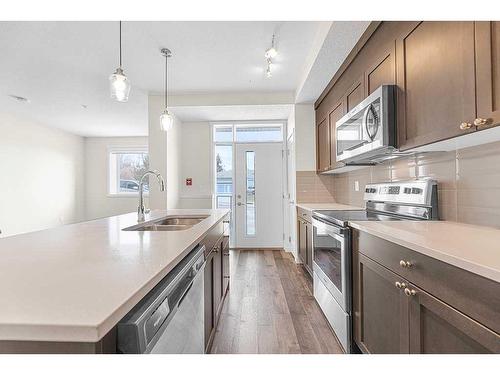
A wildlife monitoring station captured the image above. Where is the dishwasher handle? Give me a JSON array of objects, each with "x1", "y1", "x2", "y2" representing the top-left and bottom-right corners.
[{"x1": 177, "y1": 280, "x2": 194, "y2": 308}]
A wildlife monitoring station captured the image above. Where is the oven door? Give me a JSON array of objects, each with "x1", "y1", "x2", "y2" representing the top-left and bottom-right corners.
[{"x1": 312, "y1": 217, "x2": 350, "y2": 312}]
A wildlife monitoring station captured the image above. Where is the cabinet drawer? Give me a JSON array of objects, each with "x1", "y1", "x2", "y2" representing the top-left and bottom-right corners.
[
  {"x1": 353, "y1": 229, "x2": 500, "y2": 334},
  {"x1": 297, "y1": 206, "x2": 312, "y2": 223},
  {"x1": 202, "y1": 222, "x2": 224, "y2": 257}
]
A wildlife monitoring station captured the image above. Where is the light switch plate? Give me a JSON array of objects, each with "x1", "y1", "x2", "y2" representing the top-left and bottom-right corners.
[{"x1": 354, "y1": 180, "x2": 359, "y2": 191}]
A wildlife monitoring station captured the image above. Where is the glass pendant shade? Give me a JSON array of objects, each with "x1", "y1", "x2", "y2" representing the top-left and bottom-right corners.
[
  {"x1": 160, "y1": 109, "x2": 174, "y2": 131},
  {"x1": 109, "y1": 67, "x2": 131, "y2": 102}
]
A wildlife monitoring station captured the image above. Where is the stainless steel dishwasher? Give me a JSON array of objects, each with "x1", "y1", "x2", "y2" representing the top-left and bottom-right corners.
[{"x1": 117, "y1": 245, "x2": 205, "y2": 354}]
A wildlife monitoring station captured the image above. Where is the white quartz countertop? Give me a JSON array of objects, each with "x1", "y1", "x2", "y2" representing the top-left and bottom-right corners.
[
  {"x1": 0, "y1": 208, "x2": 229, "y2": 342},
  {"x1": 349, "y1": 220, "x2": 500, "y2": 283},
  {"x1": 296, "y1": 202, "x2": 363, "y2": 211}
]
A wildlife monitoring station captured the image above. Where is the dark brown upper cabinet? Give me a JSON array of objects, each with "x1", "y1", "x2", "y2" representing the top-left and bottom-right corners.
[
  {"x1": 396, "y1": 21, "x2": 477, "y2": 151},
  {"x1": 316, "y1": 117, "x2": 330, "y2": 172},
  {"x1": 345, "y1": 77, "x2": 365, "y2": 112},
  {"x1": 328, "y1": 100, "x2": 346, "y2": 169},
  {"x1": 364, "y1": 42, "x2": 396, "y2": 96},
  {"x1": 475, "y1": 21, "x2": 500, "y2": 130}
]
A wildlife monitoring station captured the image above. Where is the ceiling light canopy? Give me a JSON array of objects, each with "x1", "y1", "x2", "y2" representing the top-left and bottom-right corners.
[
  {"x1": 109, "y1": 21, "x2": 131, "y2": 103},
  {"x1": 160, "y1": 48, "x2": 173, "y2": 132}
]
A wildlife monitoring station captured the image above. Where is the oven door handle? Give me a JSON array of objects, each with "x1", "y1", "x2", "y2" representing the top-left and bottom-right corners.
[{"x1": 312, "y1": 217, "x2": 346, "y2": 236}]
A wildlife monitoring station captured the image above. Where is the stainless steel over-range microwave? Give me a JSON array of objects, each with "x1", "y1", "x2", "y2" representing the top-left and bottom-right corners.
[{"x1": 335, "y1": 85, "x2": 397, "y2": 164}]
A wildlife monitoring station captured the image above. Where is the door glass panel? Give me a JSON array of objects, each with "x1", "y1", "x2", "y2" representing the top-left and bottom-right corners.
[
  {"x1": 313, "y1": 226, "x2": 343, "y2": 292},
  {"x1": 235, "y1": 124, "x2": 282, "y2": 142},
  {"x1": 245, "y1": 151, "x2": 255, "y2": 236},
  {"x1": 215, "y1": 144, "x2": 233, "y2": 208}
]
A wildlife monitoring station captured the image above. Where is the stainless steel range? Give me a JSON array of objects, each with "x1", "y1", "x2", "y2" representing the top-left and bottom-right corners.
[{"x1": 311, "y1": 179, "x2": 438, "y2": 353}]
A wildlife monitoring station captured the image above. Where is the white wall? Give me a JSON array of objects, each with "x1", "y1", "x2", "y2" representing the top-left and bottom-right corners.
[
  {"x1": 178, "y1": 122, "x2": 213, "y2": 209},
  {"x1": 84, "y1": 136, "x2": 148, "y2": 220},
  {"x1": 294, "y1": 103, "x2": 316, "y2": 171},
  {"x1": 0, "y1": 112, "x2": 85, "y2": 237},
  {"x1": 148, "y1": 95, "x2": 182, "y2": 210}
]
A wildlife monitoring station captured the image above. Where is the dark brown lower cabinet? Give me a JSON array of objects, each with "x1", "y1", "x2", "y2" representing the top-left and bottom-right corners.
[
  {"x1": 408, "y1": 285, "x2": 499, "y2": 353},
  {"x1": 297, "y1": 218, "x2": 312, "y2": 275},
  {"x1": 203, "y1": 223, "x2": 231, "y2": 353},
  {"x1": 355, "y1": 254, "x2": 409, "y2": 354},
  {"x1": 222, "y1": 234, "x2": 230, "y2": 297},
  {"x1": 204, "y1": 249, "x2": 215, "y2": 352},
  {"x1": 353, "y1": 236, "x2": 500, "y2": 354}
]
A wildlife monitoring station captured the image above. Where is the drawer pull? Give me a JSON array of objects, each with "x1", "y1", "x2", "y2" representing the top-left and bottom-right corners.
[
  {"x1": 404, "y1": 288, "x2": 417, "y2": 297},
  {"x1": 399, "y1": 260, "x2": 412, "y2": 268},
  {"x1": 395, "y1": 281, "x2": 407, "y2": 289},
  {"x1": 460, "y1": 122, "x2": 473, "y2": 130},
  {"x1": 473, "y1": 118, "x2": 491, "y2": 127}
]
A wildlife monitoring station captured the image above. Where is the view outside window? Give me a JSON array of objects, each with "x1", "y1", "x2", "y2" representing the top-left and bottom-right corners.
[
  {"x1": 235, "y1": 124, "x2": 282, "y2": 142},
  {"x1": 215, "y1": 144, "x2": 232, "y2": 209},
  {"x1": 109, "y1": 150, "x2": 149, "y2": 195}
]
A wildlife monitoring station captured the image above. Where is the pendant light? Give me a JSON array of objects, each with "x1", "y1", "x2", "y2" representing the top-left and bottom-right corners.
[
  {"x1": 159, "y1": 48, "x2": 174, "y2": 132},
  {"x1": 109, "y1": 21, "x2": 131, "y2": 102}
]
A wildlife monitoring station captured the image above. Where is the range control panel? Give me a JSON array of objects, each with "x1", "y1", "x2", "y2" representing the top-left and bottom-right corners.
[{"x1": 364, "y1": 180, "x2": 437, "y2": 206}]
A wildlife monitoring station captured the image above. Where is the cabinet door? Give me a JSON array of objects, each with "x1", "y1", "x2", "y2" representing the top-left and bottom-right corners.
[
  {"x1": 316, "y1": 118, "x2": 330, "y2": 172},
  {"x1": 204, "y1": 251, "x2": 215, "y2": 352},
  {"x1": 298, "y1": 219, "x2": 307, "y2": 264},
  {"x1": 345, "y1": 77, "x2": 365, "y2": 112},
  {"x1": 213, "y1": 242, "x2": 223, "y2": 324},
  {"x1": 222, "y1": 234, "x2": 230, "y2": 297},
  {"x1": 328, "y1": 100, "x2": 345, "y2": 169},
  {"x1": 475, "y1": 21, "x2": 500, "y2": 130},
  {"x1": 365, "y1": 42, "x2": 396, "y2": 96},
  {"x1": 353, "y1": 254, "x2": 409, "y2": 354},
  {"x1": 408, "y1": 284, "x2": 500, "y2": 353},
  {"x1": 305, "y1": 221, "x2": 313, "y2": 272},
  {"x1": 396, "y1": 21, "x2": 477, "y2": 150}
]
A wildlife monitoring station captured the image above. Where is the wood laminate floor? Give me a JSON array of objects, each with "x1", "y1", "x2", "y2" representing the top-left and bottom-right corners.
[{"x1": 210, "y1": 249, "x2": 344, "y2": 354}]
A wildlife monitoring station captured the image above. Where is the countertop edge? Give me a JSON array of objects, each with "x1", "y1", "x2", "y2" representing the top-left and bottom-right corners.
[{"x1": 348, "y1": 221, "x2": 500, "y2": 284}]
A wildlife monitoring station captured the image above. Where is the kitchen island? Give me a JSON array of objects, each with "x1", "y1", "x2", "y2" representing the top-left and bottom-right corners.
[{"x1": 0, "y1": 209, "x2": 229, "y2": 353}]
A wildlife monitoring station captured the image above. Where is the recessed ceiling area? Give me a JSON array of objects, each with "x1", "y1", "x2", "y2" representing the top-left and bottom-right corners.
[{"x1": 0, "y1": 21, "x2": 368, "y2": 137}]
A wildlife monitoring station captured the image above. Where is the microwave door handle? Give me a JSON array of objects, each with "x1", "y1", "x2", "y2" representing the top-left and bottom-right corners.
[{"x1": 361, "y1": 105, "x2": 371, "y2": 141}]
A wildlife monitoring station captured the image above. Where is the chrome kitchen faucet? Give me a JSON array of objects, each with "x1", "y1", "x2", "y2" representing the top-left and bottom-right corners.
[{"x1": 138, "y1": 170, "x2": 165, "y2": 222}]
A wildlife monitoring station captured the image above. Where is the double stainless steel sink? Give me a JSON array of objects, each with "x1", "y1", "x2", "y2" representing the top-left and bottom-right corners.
[{"x1": 123, "y1": 215, "x2": 209, "y2": 232}]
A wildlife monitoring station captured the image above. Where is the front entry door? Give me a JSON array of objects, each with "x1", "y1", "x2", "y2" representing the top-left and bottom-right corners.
[{"x1": 234, "y1": 143, "x2": 283, "y2": 248}]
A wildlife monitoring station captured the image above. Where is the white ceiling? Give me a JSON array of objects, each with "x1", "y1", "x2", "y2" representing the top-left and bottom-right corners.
[
  {"x1": 0, "y1": 21, "x2": 320, "y2": 137},
  {"x1": 0, "y1": 21, "x2": 367, "y2": 137}
]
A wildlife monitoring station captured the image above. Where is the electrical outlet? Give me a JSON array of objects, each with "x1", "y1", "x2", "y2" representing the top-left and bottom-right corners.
[{"x1": 354, "y1": 180, "x2": 360, "y2": 192}]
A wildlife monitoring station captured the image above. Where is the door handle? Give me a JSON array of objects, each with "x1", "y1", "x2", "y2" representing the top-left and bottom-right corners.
[{"x1": 237, "y1": 202, "x2": 246, "y2": 206}]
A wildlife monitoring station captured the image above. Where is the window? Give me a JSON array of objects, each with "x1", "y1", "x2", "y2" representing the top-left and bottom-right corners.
[
  {"x1": 108, "y1": 148, "x2": 149, "y2": 196},
  {"x1": 235, "y1": 124, "x2": 283, "y2": 142}
]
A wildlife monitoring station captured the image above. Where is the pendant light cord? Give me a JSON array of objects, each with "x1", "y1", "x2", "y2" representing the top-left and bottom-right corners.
[
  {"x1": 119, "y1": 21, "x2": 122, "y2": 68},
  {"x1": 165, "y1": 54, "x2": 168, "y2": 109}
]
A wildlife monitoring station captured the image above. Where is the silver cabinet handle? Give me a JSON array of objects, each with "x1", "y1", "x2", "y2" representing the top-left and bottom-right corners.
[
  {"x1": 399, "y1": 260, "x2": 412, "y2": 268},
  {"x1": 404, "y1": 288, "x2": 417, "y2": 297},
  {"x1": 395, "y1": 281, "x2": 407, "y2": 289}
]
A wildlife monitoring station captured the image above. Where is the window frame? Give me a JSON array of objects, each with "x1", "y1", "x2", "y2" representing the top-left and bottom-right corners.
[{"x1": 107, "y1": 145, "x2": 149, "y2": 198}]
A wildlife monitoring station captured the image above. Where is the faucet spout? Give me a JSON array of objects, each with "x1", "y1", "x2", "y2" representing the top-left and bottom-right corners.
[{"x1": 138, "y1": 170, "x2": 166, "y2": 222}]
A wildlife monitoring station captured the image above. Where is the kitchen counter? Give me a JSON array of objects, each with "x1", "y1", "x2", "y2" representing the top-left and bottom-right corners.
[
  {"x1": 0, "y1": 208, "x2": 229, "y2": 343},
  {"x1": 296, "y1": 202, "x2": 363, "y2": 212},
  {"x1": 349, "y1": 220, "x2": 500, "y2": 283}
]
